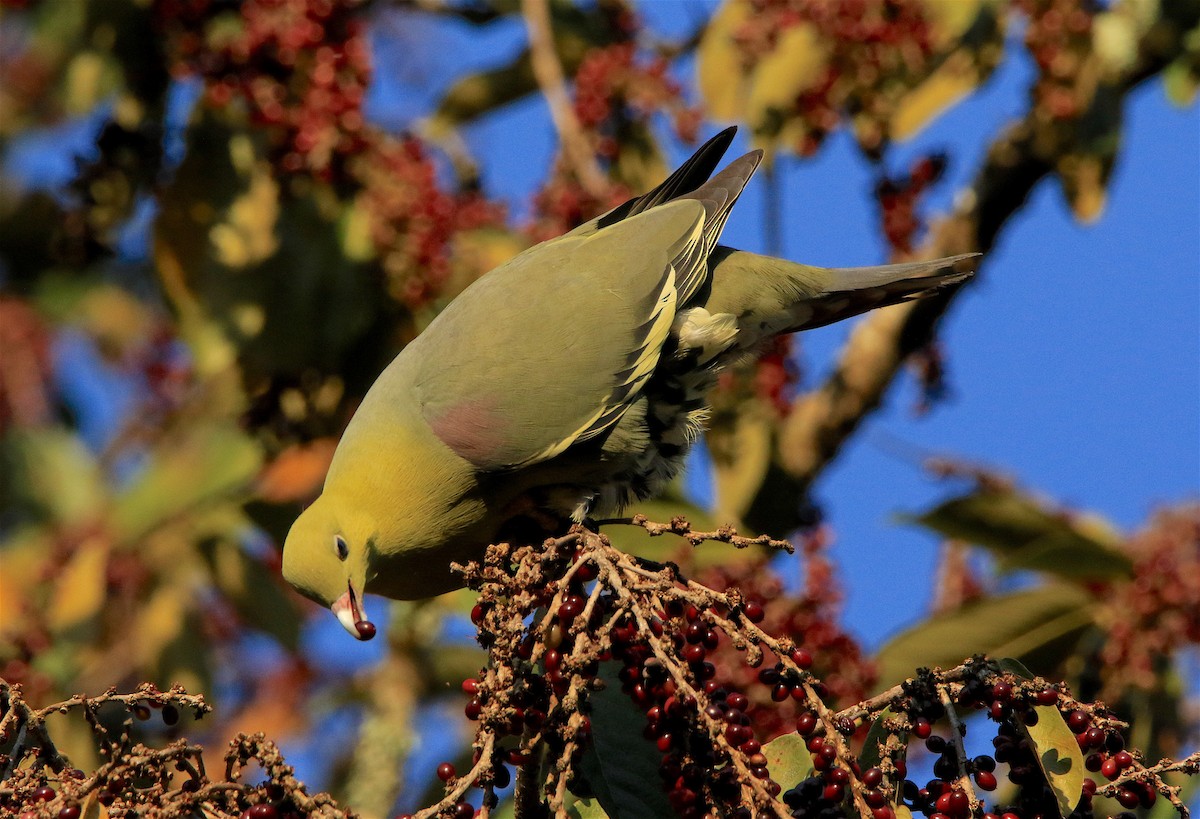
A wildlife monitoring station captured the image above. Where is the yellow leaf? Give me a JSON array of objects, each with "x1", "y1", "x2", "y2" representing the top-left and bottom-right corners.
[
  {"x1": 80, "y1": 791, "x2": 110, "y2": 819},
  {"x1": 0, "y1": 528, "x2": 49, "y2": 637},
  {"x1": 5, "y1": 429, "x2": 107, "y2": 527},
  {"x1": 339, "y1": 194, "x2": 377, "y2": 263},
  {"x1": 892, "y1": 52, "x2": 979, "y2": 140},
  {"x1": 919, "y1": 0, "x2": 987, "y2": 49},
  {"x1": 1162, "y1": 58, "x2": 1199, "y2": 108},
  {"x1": 696, "y1": 0, "x2": 752, "y2": 120},
  {"x1": 1092, "y1": 11, "x2": 1139, "y2": 80},
  {"x1": 77, "y1": 284, "x2": 153, "y2": 359},
  {"x1": 1061, "y1": 155, "x2": 1107, "y2": 223},
  {"x1": 747, "y1": 22, "x2": 829, "y2": 146},
  {"x1": 1022, "y1": 705, "x2": 1086, "y2": 816},
  {"x1": 64, "y1": 51, "x2": 119, "y2": 115},
  {"x1": 209, "y1": 156, "x2": 280, "y2": 268},
  {"x1": 49, "y1": 535, "x2": 110, "y2": 632},
  {"x1": 136, "y1": 586, "x2": 186, "y2": 666}
]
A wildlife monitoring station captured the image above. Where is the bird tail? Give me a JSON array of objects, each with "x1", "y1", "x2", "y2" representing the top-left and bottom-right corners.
[{"x1": 797, "y1": 253, "x2": 978, "y2": 331}]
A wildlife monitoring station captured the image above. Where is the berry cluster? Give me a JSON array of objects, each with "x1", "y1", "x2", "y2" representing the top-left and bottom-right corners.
[
  {"x1": 0, "y1": 681, "x2": 353, "y2": 818},
  {"x1": 1016, "y1": 0, "x2": 1096, "y2": 121},
  {"x1": 875, "y1": 153, "x2": 947, "y2": 254},
  {"x1": 155, "y1": 0, "x2": 371, "y2": 185},
  {"x1": 529, "y1": 170, "x2": 630, "y2": 242},
  {"x1": 573, "y1": 42, "x2": 702, "y2": 153},
  {"x1": 432, "y1": 520, "x2": 801, "y2": 817},
  {"x1": 357, "y1": 137, "x2": 506, "y2": 309},
  {"x1": 732, "y1": 0, "x2": 938, "y2": 156},
  {"x1": 1098, "y1": 505, "x2": 1200, "y2": 698},
  {"x1": 695, "y1": 528, "x2": 876, "y2": 740},
  {"x1": 753, "y1": 336, "x2": 800, "y2": 416}
]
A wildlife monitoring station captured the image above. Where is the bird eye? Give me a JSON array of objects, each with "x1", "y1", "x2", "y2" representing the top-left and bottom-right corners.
[{"x1": 334, "y1": 535, "x2": 349, "y2": 561}]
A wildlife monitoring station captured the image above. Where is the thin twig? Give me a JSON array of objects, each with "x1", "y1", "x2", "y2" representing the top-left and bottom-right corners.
[{"x1": 520, "y1": 0, "x2": 610, "y2": 199}]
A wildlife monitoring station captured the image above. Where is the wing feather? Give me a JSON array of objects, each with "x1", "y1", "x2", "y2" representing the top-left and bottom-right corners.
[{"x1": 410, "y1": 201, "x2": 707, "y2": 470}]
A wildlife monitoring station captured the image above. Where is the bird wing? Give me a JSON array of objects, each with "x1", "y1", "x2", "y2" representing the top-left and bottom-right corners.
[
  {"x1": 409, "y1": 199, "x2": 710, "y2": 470},
  {"x1": 565, "y1": 127, "x2": 737, "y2": 238}
]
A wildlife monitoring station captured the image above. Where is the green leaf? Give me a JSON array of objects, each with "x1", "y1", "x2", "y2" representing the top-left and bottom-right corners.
[
  {"x1": 905, "y1": 488, "x2": 1131, "y2": 582},
  {"x1": 995, "y1": 657, "x2": 1034, "y2": 679},
  {"x1": 873, "y1": 585, "x2": 1097, "y2": 688},
  {"x1": 567, "y1": 798, "x2": 610, "y2": 819},
  {"x1": 859, "y1": 708, "x2": 902, "y2": 773},
  {"x1": 112, "y1": 423, "x2": 262, "y2": 543},
  {"x1": 578, "y1": 661, "x2": 674, "y2": 818},
  {"x1": 763, "y1": 732, "x2": 816, "y2": 792},
  {"x1": 205, "y1": 537, "x2": 301, "y2": 650},
  {"x1": 1022, "y1": 705, "x2": 1085, "y2": 817},
  {"x1": 1, "y1": 428, "x2": 107, "y2": 528}
]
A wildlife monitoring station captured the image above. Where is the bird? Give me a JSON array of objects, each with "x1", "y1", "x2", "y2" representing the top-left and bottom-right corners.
[{"x1": 282, "y1": 127, "x2": 977, "y2": 639}]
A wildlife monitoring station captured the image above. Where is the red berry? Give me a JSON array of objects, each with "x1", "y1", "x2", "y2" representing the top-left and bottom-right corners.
[
  {"x1": 1114, "y1": 750, "x2": 1133, "y2": 769},
  {"x1": 913, "y1": 717, "x2": 932, "y2": 738},
  {"x1": 862, "y1": 767, "x2": 883, "y2": 788},
  {"x1": 1035, "y1": 687, "x2": 1059, "y2": 705},
  {"x1": 822, "y1": 782, "x2": 845, "y2": 802},
  {"x1": 974, "y1": 771, "x2": 997, "y2": 791},
  {"x1": 743, "y1": 602, "x2": 765, "y2": 623},
  {"x1": 790, "y1": 648, "x2": 813, "y2": 669},
  {"x1": 796, "y1": 712, "x2": 818, "y2": 736},
  {"x1": 1101, "y1": 757, "x2": 1120, "y2": 780},
  {"x1": 58, "y1": 809, "x2": 81, "y2": 819},
  {"x1": 1067, "y1": 709, "x2": 1090, "y2": 732},
  {"x1": 437, "y1": 762, "x2": 456, "y2": 782},
  {"x1": 1116, "y1": 788, "x2": 1140, "y2": 809},
  {"x1": 461, "y1": 678, "x2": 478, "y2": 695},
  {"x1": 34, "y1": 787, "x2": 56, "y2": 802}
]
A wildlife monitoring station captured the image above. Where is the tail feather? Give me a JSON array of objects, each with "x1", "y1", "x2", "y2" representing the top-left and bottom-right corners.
[
  {"x1": 798, "y1": 253, "x2": 979, "y2": 332},
  {"x1": 679, "y1": 150, "x2": 764, "y2": 253}
]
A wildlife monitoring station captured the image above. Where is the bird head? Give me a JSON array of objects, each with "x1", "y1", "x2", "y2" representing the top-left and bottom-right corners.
[{"x1": 282, "y1": 495, "x2": 378, "y2": 641}]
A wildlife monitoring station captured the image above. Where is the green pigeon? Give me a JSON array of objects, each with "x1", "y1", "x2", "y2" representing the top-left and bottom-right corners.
[{"x1": 282, "y1": 127, "x2": 976, "y2": 638}]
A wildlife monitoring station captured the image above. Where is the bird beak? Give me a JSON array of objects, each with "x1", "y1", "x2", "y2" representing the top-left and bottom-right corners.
[{"x1": 332, "y1": 583, "x2": 377, "y2": 641}]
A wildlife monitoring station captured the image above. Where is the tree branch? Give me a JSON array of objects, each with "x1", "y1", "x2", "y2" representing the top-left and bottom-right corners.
[
  {"x1": 520, "y1": 0, "x2": 610, "y2": 198},
  {"x1": 775, "y1": 5, "x2": 1199, "y2": 492}
]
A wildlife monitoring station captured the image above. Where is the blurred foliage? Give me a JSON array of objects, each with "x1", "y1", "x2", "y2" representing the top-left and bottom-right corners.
[{"x1": 0, "y1": 0, "x2": 1196, "y2": 816}]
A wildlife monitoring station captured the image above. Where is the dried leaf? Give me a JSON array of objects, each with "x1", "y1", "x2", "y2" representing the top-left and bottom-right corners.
[{"x1": 255, "y1": 438, "x2": 337, "y2": 503}]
